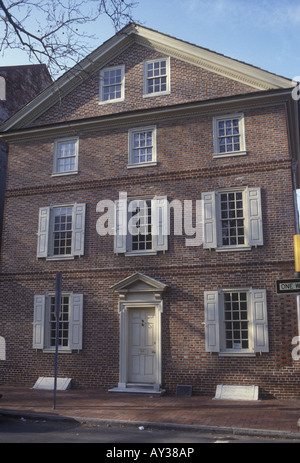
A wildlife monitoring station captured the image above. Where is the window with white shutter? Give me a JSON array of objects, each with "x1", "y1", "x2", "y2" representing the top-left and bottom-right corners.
[
  {"x1": 114, "y1": 195, "x2": 168, "y2": 255},
  {"x1": 37, "y1": 203, "x2": 86, "y2": 259},
  {"x1": 204, "y1": 288, "x2": 269, "y2": 355},
  {"x1": 32, "y1": 293, "x2": 83, "y2": 352},
  {"x1": 202, "y1": 187, "x2": 263, "y2": 250}
]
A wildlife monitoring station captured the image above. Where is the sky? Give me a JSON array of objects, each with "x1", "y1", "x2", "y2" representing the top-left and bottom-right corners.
[{"x1": 1, "y1": 0, "x2": 300, "y2": 81}]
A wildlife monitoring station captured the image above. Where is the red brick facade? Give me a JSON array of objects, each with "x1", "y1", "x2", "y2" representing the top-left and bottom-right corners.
[{"x1": 0, "y1": 25, "x2": 300, "y2": 398}]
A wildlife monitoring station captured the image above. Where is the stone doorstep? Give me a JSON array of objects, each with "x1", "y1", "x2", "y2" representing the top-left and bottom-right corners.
[{"x1": 109, "y1": 383, "x2": 166, "y2": 395}]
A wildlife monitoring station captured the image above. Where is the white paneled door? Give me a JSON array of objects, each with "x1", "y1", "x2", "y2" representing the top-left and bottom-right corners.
[{"x1": 128, "y1": 308, "x2": 156, "y2": 384}]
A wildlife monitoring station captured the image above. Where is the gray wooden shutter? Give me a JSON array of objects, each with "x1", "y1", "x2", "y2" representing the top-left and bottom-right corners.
[
  {"x1": 37, "y1": 207, "x2": 50, "y2": 258},
  {"x1": 202, "y1": 192, "x2": 217, "y2": 249},
  {"x1": 252, "y1": 289, "x2": 269, "y2": 353},
  {"x1": 247, "y1": 187, "x2": 263, "y2": 246},
  {"x1": 114, "y1": 199, "x2": 127, "y2": 253},
  {"x1": 72, "y1": 203, "x2": 86, "y2": 256},
  {"x1": 69, "y1": 294, "x2": 83, "y2": 350},
  {"x1": 33, "y1": 295, "x2": 45, "y2": 349},
  {"x1": 204, "y1": 291, "x2": 220, "y2": 352},
  {"x1": 152, "y1": 196, "x2": 168, "y2": 251}
]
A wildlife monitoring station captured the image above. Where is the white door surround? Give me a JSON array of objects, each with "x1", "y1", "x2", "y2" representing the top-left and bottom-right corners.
[{"x1": 110, "y1": 273, "x2": 167, "y2": 394}]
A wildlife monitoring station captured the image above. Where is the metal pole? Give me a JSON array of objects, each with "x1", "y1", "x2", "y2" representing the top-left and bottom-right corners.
[{"x1": 53, "y1": 273, "x2": 62, "y2": 410}]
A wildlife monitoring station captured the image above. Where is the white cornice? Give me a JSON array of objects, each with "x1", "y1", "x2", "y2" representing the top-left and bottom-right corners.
[{"x1": 132, "y1": 24, "x2": 294, "y2": 91}]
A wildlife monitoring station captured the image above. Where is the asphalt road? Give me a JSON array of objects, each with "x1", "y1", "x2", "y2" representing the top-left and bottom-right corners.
[{"x1": 0, "y1": 415, "x2": 300, "y2": 445}]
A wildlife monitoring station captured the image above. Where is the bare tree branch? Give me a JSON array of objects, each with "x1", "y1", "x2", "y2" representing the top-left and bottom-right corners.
[{"x1": 0, "y1": 0, "x2": 138, "y2": 76}]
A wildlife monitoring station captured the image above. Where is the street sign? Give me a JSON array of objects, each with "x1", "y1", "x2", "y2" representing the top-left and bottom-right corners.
[{"x1": 276, "y1": 279, "x2": 300, "y2": 294}]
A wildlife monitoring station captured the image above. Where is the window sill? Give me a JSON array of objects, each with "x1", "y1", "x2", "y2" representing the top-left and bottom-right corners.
[
  {"x1": 213, "y1": 150, "x2": 247, "y2": 158},
  {"x1": 43, "y1": 348, "x2": 72, "y2": 354},
  {"x1": 127, "y1": 162, "x2": 157, "y2": 169},
  {"x1": 45, "y1": 256, "x2": 75, "y2": 261},
  {"x1": 124, "y1": 251, "x2": 157, "y2": 257},
  {"x1": 98, "y1": 98, "x2": 125, "y2": 105},
  {"x1": 219, "y1": 351, "x2": 256, "y2": 357},
  {"x1": 143, "y1": 91, "x2": 170, "y2": 98},
  {"x1": 216, "y1": 246, "x2": 251, "y2": 252},
  {"x1": 51, "y1": 171, "x2": 78, "y2": 177}
]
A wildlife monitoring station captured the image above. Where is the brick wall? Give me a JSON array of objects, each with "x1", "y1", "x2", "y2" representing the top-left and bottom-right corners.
[{"x1": 0, "y1": 45, "x2": 299, "y2": 399}]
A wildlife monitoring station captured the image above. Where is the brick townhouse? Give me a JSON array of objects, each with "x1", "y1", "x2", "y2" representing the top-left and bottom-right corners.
[{"x1": 0, "y1": 24, "x2": 300, "y2": 398}]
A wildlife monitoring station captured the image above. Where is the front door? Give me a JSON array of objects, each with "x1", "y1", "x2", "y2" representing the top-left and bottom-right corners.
[{"x1": 128, "y1": 308, "x2": 156, "y2": 384}]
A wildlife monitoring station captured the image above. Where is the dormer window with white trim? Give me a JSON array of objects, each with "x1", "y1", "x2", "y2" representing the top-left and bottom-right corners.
[
  {"x1": 143, "y1": 57, "x2": 170, "y2": 97},
  {"x1": 99, "y1": 65, "x2": 125, "y2": 104}
]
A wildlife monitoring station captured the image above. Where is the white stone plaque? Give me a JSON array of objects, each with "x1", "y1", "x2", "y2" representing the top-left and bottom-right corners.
[
  {"x1": 214, "y1": 384, "x2": 259, "y2": 401},
  {"x1": 33, "y1": 377, "x2": 72, "y2": 391}
]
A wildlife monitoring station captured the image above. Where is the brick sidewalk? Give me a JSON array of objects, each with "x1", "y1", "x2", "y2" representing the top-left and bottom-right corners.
[{"x1": 0, "y1": 387, "x2": 300, "y2": 436}]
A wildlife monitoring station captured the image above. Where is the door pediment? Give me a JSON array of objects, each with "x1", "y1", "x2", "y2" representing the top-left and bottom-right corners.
[{"x1": 111, "y1": 273, "x2": 167, "y2": 299}]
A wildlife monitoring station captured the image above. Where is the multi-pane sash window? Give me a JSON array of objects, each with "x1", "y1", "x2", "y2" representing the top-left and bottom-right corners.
[
  {"x1": 144, "y1": 58, "x2": 170, "y2": 96},
  {"x1": 128, "y1": 126, "x2": 157, "y2": 166},
  {"x1": 37, "y1": 203, "x2": 86, "y2": 259},
  {"x1": 224, "y1": 291, "x2": 248, "y2": 350},
  {"x1": 220, "y1": 191, "x2": 244, "y2": 246},
  {"x1": 33, "y1": 294, "x2": 83, "y2": 351},
  {"x1": 50, "y1": 295, "x2": 70, "y2": 348},
  {"x1": 218, "y1": 119, "x2": 240, "y2": 153},
  {"x1": 202, "y1": 187, "x2": 263, "y2": 250},
  {"x1": 53, "y1": 207, "x2": 73, "y2": 256},
  {"x1": 114, "y1": 195, "x2": 168, "y2": 254},
  {"x1": 130, "y1": 199, "x2": 152, "y2": 251},
  {"x1": 204, "y1": 289, "x2": 269, "y2": 355},
  {"x1": 53, "y1": 138, "x2": 78, "y2": 175},
  {"x1": 213, "y1": 114, "x2": 246, "y2": 156},
  {"x1": 99, "y1": 65, "x2": 125, "y2": 103}
]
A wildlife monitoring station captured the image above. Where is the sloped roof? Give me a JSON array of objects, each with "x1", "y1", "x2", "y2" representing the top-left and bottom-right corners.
[{"x1": 0, "y1": 23, "x2": 296, "y2": 132}]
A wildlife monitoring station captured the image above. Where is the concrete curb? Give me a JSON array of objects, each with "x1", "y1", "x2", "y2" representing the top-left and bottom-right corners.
[{"x1": 1, "y1": 409, "x2": 300, "y2": 441}]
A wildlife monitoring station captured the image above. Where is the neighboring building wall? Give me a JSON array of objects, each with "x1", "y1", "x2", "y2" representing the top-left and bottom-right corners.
[{"x1": 0, "y1": 65, "x2": 52, "y2": 246}]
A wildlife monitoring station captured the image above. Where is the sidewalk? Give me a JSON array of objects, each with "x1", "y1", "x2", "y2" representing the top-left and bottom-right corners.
[{"x1": 1, "y1": 386, "x2": 300, "y2": 439}]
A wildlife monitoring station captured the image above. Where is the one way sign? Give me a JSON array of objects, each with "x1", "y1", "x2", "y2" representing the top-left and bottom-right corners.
[{"x1": 276, "y1": 279, "x2": 300, "y2": 294}]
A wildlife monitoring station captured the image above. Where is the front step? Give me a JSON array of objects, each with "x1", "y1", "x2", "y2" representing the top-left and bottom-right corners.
[{"x1": 108, "y1": 383, "x2": 165, "y2": 395}]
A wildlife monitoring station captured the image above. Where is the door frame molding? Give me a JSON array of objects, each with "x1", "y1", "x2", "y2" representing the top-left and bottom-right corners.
[
  {"x1": 119, "y1": 300, "x2": 163, "y2": 390},
  {"x1": 111, "y1": 273, "x2": 167, "y2": 392}
]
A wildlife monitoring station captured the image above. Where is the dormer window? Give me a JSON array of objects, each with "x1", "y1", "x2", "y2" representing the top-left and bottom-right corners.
[
  {"x1": 143, "y1": 57, "x2": 170, "y2": 97},
  {"x1": 99, "y1": 65, "x2": 125, "y2": 104}
]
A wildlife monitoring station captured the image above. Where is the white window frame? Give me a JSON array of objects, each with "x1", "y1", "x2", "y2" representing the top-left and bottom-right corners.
[
  {"x1": 37, "y1": 203, "x2": 86, "y2": 260},
  {"x1": 0, "y1": 76, "x2": 6, "y2": 100},
  {"x1": 128, "y1": 126, "x2": 157, "y2": 168},
  {"x1": 33, "y1": 293, "x2": 83, "y2": 352},
  {"x1": 143, "y1": 57, "x2": 170, "y2": 97},
  {"x1": 202, "y1": 187, "x2": 263, "y2": 251},
  {"x1": 213, "y1": 113, "x2": 246, "y2": 157},
  {"x1": 114, "y1": 195, "x2": 168, "y2": 256},
  {"x1": 99, "y1": 64, "x2": 125, "y2": 104},
  {"x1": 52, "y1": 137, "x2": 79, "y2": 176},
  {"x1": 204, "y1": 288, "x2": 268, "y2": 356}
]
